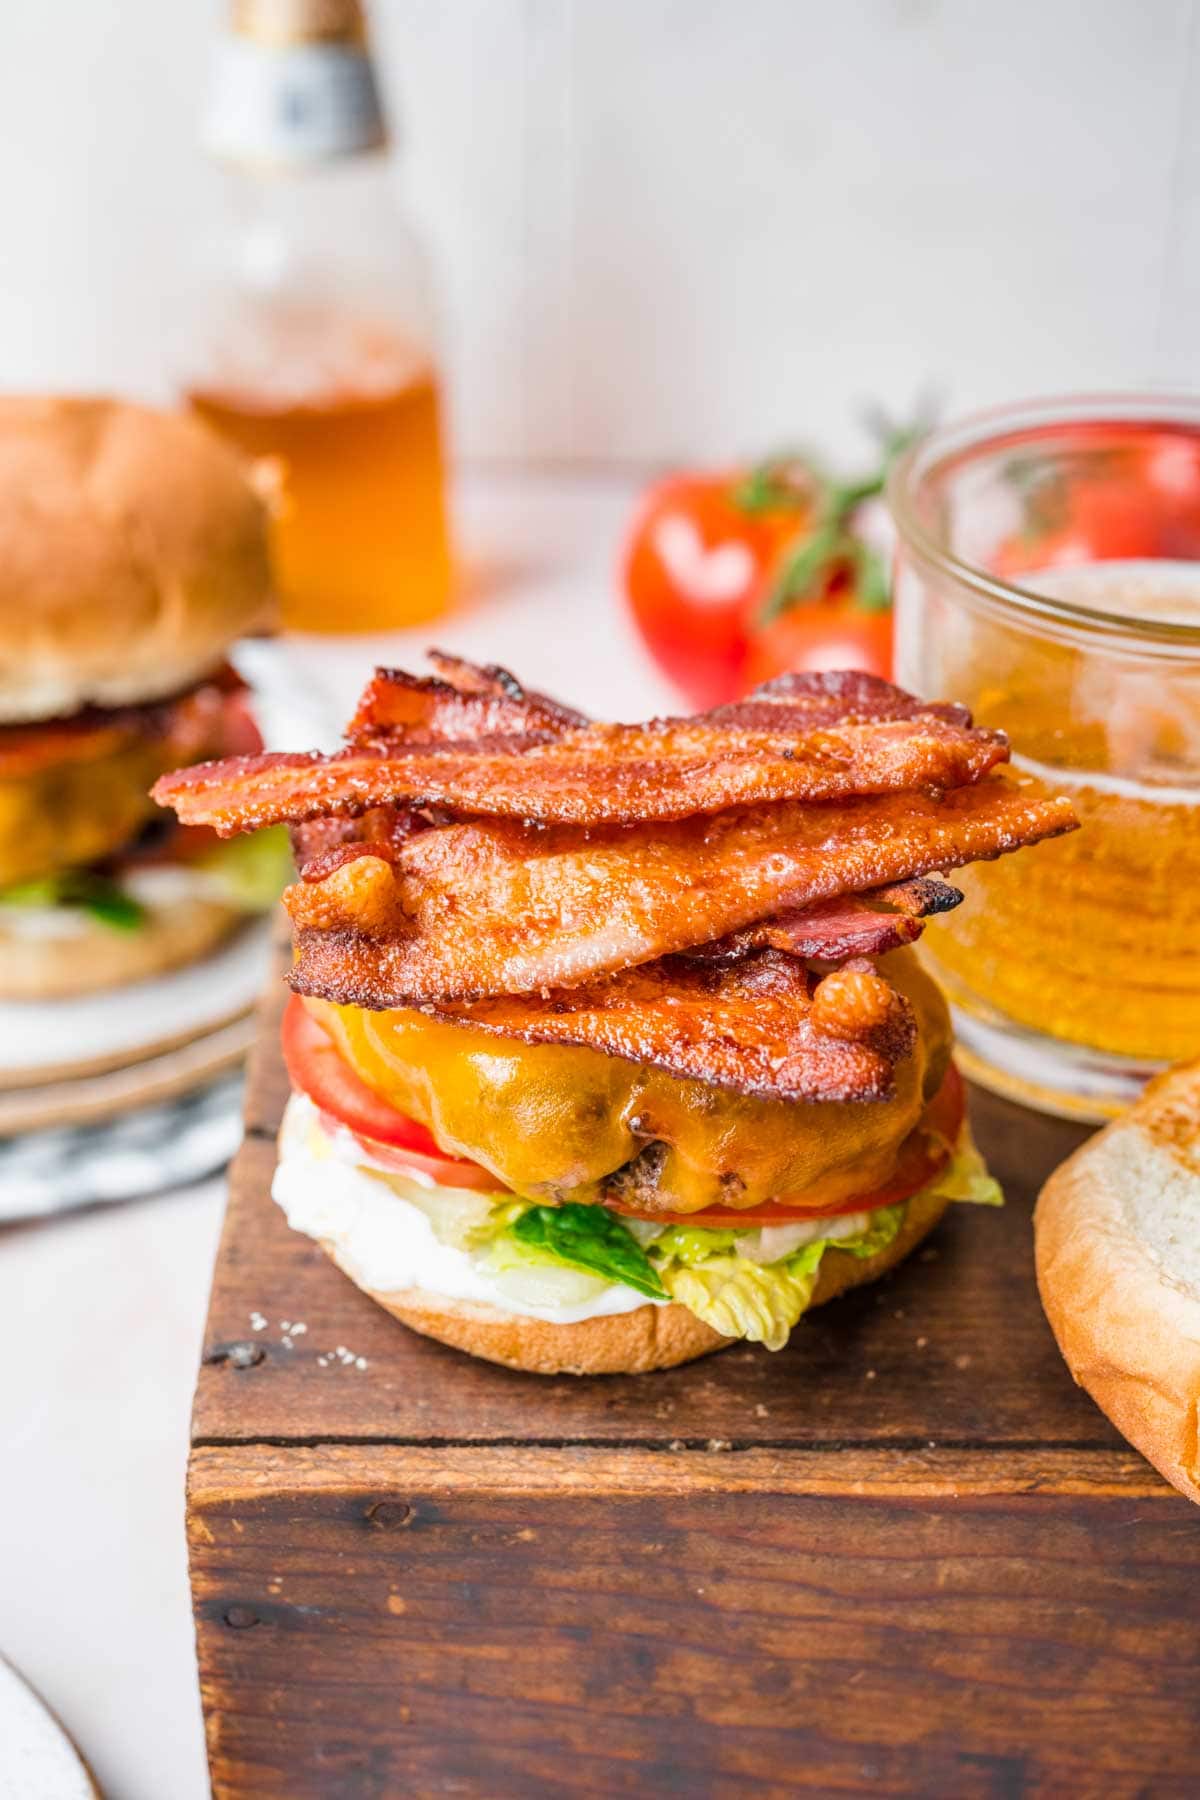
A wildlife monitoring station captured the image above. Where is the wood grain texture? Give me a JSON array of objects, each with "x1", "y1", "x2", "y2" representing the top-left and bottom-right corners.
[
  {"x1": 190, "y1": 960, "x2": 1200, "y2": 1797},
  {"x1": 189, "y1": 1446, "x2": 1199, "y2": 1799}
]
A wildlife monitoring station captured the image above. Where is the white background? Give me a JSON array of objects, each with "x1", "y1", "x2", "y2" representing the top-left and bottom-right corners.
[{"x1": 1, "y1": 0, "x2": 1199, "y2": 467}]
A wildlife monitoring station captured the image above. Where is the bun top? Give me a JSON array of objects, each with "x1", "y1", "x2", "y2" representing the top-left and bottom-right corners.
[
  {"x1": 0, "y1": 396, "x2": 274, "y2": 723},
  {"x1": 1035, "y1": 1060, "x2": 1200, "y2": 1504}
]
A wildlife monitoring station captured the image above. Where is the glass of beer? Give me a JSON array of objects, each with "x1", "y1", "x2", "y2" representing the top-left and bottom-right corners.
[{"x1": 889, "y1": 394, "x2": 1200, "y2": 1120}]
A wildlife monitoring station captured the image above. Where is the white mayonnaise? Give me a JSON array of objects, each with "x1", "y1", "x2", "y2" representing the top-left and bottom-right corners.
[
  {"x1": 272, "y1": 1095, "x2": 661, "y2": 1323},
  {"x1": 0, "y1": 907, "x2": 91, "y2": 941}
]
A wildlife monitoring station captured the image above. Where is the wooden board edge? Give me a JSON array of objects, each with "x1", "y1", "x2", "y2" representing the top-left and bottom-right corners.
[{"x1": 187, "y1": 1442, "x2": 1177, "y2": 1511}]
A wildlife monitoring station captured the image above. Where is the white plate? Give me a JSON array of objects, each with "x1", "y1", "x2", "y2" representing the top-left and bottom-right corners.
[
  {"x1": 0, "y1": 915, "x2": 276, "y2": 1081},
  {"x1": 0, "y1": 1655, "x2": 97, "y2": 1799}
]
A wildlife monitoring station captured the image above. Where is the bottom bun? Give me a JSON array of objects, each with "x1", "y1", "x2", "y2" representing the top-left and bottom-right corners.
[
  {"x1": 1036, "y1": 1060, "x2": 1200, "y2": 1505},
  {"x1": 322, "y1": 1180, "x2": 951, "y2": 1376},
  {"x1": 0, "y1": 895, "x2": 246, "y2": 1000}
]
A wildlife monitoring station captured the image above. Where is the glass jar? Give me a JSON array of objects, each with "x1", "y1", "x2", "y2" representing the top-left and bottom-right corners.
[{"x1": 888, "y1": 394, "x2": 1200, "y2": 1120}]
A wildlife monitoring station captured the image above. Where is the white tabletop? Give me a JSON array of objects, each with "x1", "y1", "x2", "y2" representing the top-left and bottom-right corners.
[{"x1": 0, "y1": 470, "x2": 676, "y2": 1800}]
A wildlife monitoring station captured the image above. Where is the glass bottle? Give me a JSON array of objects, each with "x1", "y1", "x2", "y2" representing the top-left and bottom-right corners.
[{"x1": 183, "y1": 0, "x2": 451, "y2": 632}]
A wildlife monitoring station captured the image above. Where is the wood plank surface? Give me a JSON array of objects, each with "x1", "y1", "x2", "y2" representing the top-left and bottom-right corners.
[{"x1": 189, "y1": 1444, "x2": 1199, "y2": 1799}]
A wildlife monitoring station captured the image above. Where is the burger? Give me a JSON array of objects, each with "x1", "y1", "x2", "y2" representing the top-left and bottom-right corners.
[
  {"x1": 156, "y1": 655, "x2": 1077, "y2": 1374},
  {"x1": 1036, "y1": 1059, "x2": 1200, "y2": 1505},
  {"x1": 0, "y1": 396, "x2": 291, "y2": 1001}
]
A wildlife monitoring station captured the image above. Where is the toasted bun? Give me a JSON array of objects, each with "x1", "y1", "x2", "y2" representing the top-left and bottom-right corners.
[
  {"x1": 1036, "y1": 1061, "x2": 1200, "y2": 1504},
  {"x1": 323, "y1": 1179, "x2": 952, "y2": 1376},
  {"x1": 0, "y1": 396, "x2": 273, "y2": 723},
  {"x1": 0, "y1": 893, "x2": 247, "y2": 1000}
]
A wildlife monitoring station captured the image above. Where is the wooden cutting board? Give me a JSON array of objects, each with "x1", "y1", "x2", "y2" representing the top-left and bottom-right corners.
[{"x1": 189, "y1": 970, "x2": 1200, "y2": 1799}]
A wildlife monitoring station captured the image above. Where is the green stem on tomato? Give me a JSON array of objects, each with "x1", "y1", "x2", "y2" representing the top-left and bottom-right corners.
[
  {"x1": 731, "y1": 453, "x2": 824, "y2": 517},
  {"x1": 753, "y1": 427, "x2": 915, "y2": 627}
]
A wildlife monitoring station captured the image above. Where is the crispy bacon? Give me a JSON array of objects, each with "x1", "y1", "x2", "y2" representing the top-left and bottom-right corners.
[
  {"x1": 285, "y1": 774, "x2": 1077, "y2": 1005},
  {"x1": 289, "y1": 806, "x2": 428, "y2": 878},
  {"x1": 709, "y1": 668, "x2": 973, "y2": 731},
  {"x1": 153, "y1": 709, "x2": 1006, "y2": 832},
  {"x1": 682, "y1": 878, "x2": 964, "y2": 967},
  {"x1": 421, "y1": 948, "x2": 917, "y2": 1104},
  {"x1": 869, "y1": 875, "x2": 964, "y2": 918},
  {"x1": 347, "y1": 655, "x2": 586, "y2": 747}
]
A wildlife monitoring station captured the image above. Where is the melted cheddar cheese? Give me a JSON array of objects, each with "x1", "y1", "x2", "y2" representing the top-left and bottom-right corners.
[{"x1": 306, "y1": 948, "x2": 952, "y2": 1214}]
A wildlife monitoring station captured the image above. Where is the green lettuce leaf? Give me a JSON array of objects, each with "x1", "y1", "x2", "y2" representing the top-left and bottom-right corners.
[
  {"x1": 496, "y1": 1203, "x2": 668, "y2": 1301},
  {"x1": 662, "y1": 1249, "x2": 824, "y2": 1352},
  {"x1": 470, "y1": 1124, "x2": 1001, "y2": 1349},
  {"x1": 649, "y1": 1224, "x2": 740, "y2": 1267},
  {"x1": 650, "y1": 1129, "x2": 1001, "y2": 1351},
  {"x1": 933, "y1": 1126, "x2": 1003, "y2": 1206},
  {"x1": 190, "y1": 827, "x2": 293, "y2": 911},
  {"x1": 834, "y1": 1200, "x2": 905, "y2": 1259},
  {"x1": 0, "y1": 872, "x2": 145, "y2": 931}
]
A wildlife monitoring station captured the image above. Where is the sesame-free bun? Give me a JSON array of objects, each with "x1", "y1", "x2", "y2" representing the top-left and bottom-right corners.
[
  {"x1": 0, "y1": 396, "x2": 273, "y2": 723},
  {"x1": 1036, "y1": 1060, "x2": 1200, "y2": 1505},
  {"x1": 321, "y1": 1179, "x2": 951, "y2": 1376},
  {"x1": 0, "y1": 892, "x2": 247, "y2": 1000}
]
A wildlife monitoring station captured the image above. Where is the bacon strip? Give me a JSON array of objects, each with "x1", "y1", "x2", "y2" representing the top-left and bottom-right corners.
[
  {"x1": 416, "y1": 949, "x2": 916, "y2": 1105},
  {"x1": 709, "y1": 668, "x2": 973, "y2": 730},
  {"x1": 153, "y1": 660, "x2": 1007, "y2": 831},
  {"x1": 154, "y1": 709, "x2": 1006, "y2": 831},
  {"x1": 289, "y1": 806, "x2": 430, "y2": 878},
  {"x1": 682, "y1": 878, "x2": 964, "y2": 967},
  {"x1": 347, "y1": 656, "x2": 586, "y2": 746},
  {"x1": 0, "y1": 666, "x2": 248, "y2": 780},
  {"x1": 286, "y1": 774, "x2": 1077, "y2": 1005}
]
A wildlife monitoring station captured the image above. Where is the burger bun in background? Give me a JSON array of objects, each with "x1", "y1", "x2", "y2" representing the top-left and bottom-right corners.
[{"x1": 0, "y1": 394, "x2": 274, "y2": 723}]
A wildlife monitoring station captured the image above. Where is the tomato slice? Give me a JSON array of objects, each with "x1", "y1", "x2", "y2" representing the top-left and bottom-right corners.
[
  {"x1": 328, "y1": 1119, "x2": 504, "y2": 1193},
  {"x1": 604, "y1": 1064, "x2": 964, "y2": 1227},
  {"x1": 281, "y1": 995, "x2": 495, "y2": 1188}
]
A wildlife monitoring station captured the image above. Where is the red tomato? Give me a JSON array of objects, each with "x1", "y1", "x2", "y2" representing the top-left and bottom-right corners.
[
  {"x1": 335, "y1": 1122, "x2": 503, "y2": 1193},
  {"x1": 605, "y1": 1065, "x2": 963, "y2": 1228},
  {"x1": 281, "y1": 995, "x2": 494, "y2": 1188},
  {"x1": 622, "y1": 471, "x2": 814, "y2": 709},
  {"x1": 741, "y1": 604, "x2": 893, "y2": 689}
]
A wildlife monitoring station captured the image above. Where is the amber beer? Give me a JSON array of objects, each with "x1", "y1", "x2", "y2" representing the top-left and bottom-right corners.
[
  {"x1": 191, "y1": 363, "x2": 450, "y2": 633},
  {"x1": 188, "y1": 0, "x2": 451, "y2": 630},
  {"x1": 921, "y1": 563, "x2": 1200, "y2": 1067}
]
